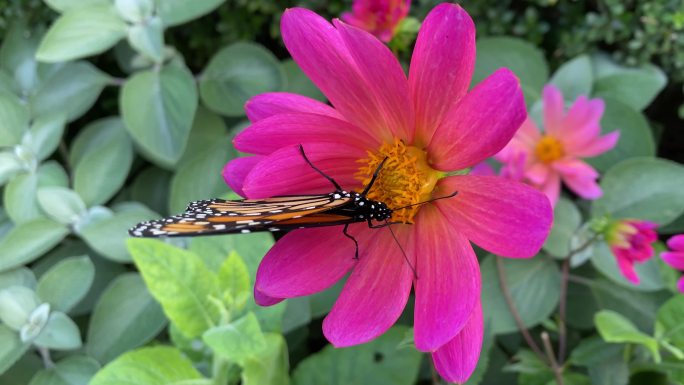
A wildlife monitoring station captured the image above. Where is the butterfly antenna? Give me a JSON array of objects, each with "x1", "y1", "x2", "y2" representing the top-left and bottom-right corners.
[
  {"x1": 392, "y1": 191, "x2": 459, "y2": 211},
  {"x1": 361, "y1": 157, "x2": 389, "y2": 196},
  {"x1": 385, "y1": 220, "x2": 418, "y2": 280},
  {"x1": 298, "y1": 144, "x2": 343, "y2": 191}
]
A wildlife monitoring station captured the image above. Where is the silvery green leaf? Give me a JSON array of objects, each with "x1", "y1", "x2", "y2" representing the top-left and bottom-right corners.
[
  {"x1": 33, "y1": 311, "x2": 82, "y2": 350},
  {"x1": 24, "y1": 113, "x2": 67, "y2": 161},
  {"x1": 37, "y1": 187, "x2": 87, "y2": 226},
  {"x1": 19, "y1": 302, "x2": 50, "y2": 342},
  {"x1": 0, "y1": 93, "x2": 29, "y2": 147},
  {"x1": 0, "y1": 286, "x2": 40, "y2": 331},
  {"x1": 127, "y1": 16, "x2": 164, "y2": 63},
  {"x1": 115, "y1": 0, "x2": 154, "y2": 23},
  {"x1": 0, "y1": 151, "x2": 22, "y2": 186}
]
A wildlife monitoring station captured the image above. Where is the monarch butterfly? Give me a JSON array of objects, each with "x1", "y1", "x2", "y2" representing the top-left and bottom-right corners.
[{"x1": 129, "y1": 145, "x2": 456, "y2": 260}]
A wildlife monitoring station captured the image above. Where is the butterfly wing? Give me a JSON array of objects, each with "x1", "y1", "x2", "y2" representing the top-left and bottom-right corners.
[{"x1": 129, "y1": 194, "x2": 354, "y2": 237}]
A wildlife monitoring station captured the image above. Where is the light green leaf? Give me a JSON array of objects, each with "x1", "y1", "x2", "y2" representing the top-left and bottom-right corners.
[
  {"x1": 157, "y1": 0, "x2": 226, "y2": 27},
  {"x1": 89, "y1": 346, "x2": 203, "y2": 385},
  {"x1": 37, "y1": 187, "x2": 87, "y2": 225},
  {"x1": 242, "y1": 333, "x2": 290, "y2": 385},
  {"x1": 0, "y1": 219, "x2": 69, "y2": 272},
  {"x1": 591, "y1": 158, "x2": 684, "y2": 225},
  {"x1": 0, "y1": 152, "x2": 22, "y2": 185},
  {"x1": 0, "y1": 93, "x2": 29, "y2": 146},
  {"x1": 282, "y1": 297, "x2": 311, "y2": 334},
  {"x1": 36, "y1": 4, "x2": 127, "y2": 62},
  {"x1": 586, "y1": 98, "x2": 655, "y2": 173},
  {"x1": 128, "y1": 238, "x2": 219, "y2": 338},
  {"x1": 592, "y1": 54, "x2": 667, "y2": 111},
  {"x1": 71, "y1": 117, "x2": 134, "y2": 206},
  {"x1": 38, "y1": 161, "x2": 69, "y2": 188},
  {"x1": 200, "y1": 42, "x2": 286, "y2": 117},
  {"x1": 0, "y1": 324, "x2": 29, "y2": 375},
  {"x1": 130, "y1": 166, "x2": 171, "y2": 215},
  {"x1": 189, "y1": 232, "x2": 274, "y2": 273},
  {"x1": 0, "y1": 286, "x2": 40, "y2": 330},
  {"x1": 28, "y1": 355, "x2": 100, "y2": 385},
  {"x1": 218, "y1": 251, "x2": 250, "y2": 308},
  {"x1": 121, "y1": 63, "x2": 198, "y2": 167},
  {"x1": 33, "y1": 311, "x2": 81, "y2": 350},
  {"x1": 114, "y1": 0, "x2": 154, "y2": 23},
  {"x1": 282, "y1": 59, "x2": 325, "y2": 102},
  {"x1": 4, "y1": 173, "x2": 42, "y2": 223},
  {"x1": 656, "y1": 295, "x2": 684, "y2": 348},
  {"x1": 591, "y1": 242, "x2": 665, "y2": 292},
  {"x1": 542, "y1": 198, "x2": 582, "y2": 258},
  {"x1": 0, "y1": 22, "x2": 40, "y2": 94},
  {"x1": 127, "y1": 16, "x2": 164, "y2": 62},
  {"x1": 473, "y1": 37, "x2": 548, "y2": 104},
  {"x1": 43, "y1": 0, "x2": 108, "y2": 13},
  {"x1": 0, "y1": 268, "x2": 36, "y2": 290},
  {"x1": 481, "y1": 255, "x2": 561, "y2": 334},
  {"x1": 595, "y1": 310, "x2": 660, "y2": 362},
  {"x1": 549, "y1": 55, "x2": 593, "y2": 101},
  {"x1": 203, "y1": 312, "x2": 266, "y2": 364},
  {"x1": 26, "y1": 113, "x2": 66, "y2": 161},
  {"x1": 86, "y1": 273, "x2": 166, "y2": 363},
  {"x1": 36, "y1": 256, "x2": 94, "y2": 313},
  {"x1": 293, "y1": 326, "x2": 422, "y2": 385}
]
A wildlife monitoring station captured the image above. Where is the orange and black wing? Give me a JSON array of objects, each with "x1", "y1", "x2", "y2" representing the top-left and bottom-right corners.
[{"x1": 128, "y1": 194, "x2": 353, "y2": 237}]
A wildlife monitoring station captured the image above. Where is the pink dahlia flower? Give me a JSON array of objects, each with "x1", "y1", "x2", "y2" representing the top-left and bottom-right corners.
[
  {"x1": 662, "y1": 234, "x2": 684, "y2": 292},
  {"x1": 605, "y1": 219, "x2": 658, "y2": 284},
  {"x1": 225, "y1": 4, "x2": 552, "y2": 382},
  {"x1": 341, "y1": 0, "x2": 410, "y2": 42},
  {"x1": 497, "y1": 85, "x2": 620, "y2": 206}
]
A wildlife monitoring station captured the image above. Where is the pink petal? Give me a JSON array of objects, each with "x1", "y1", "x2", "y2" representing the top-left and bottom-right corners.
[
  {"x1": 413, "y1": 206, "x2": 480, "y2": 351},
  {"x1": 668, "y1": 235, "x2": 684, "y2": 251},
  {"x1": 335, "y1": 20, "x2": 414, "y2": 142},
  {"x1": 241, "y1": 143, "x2": 365, "y2": 198},
  {"x1": 428, "y1": 68, "x2": 526, "y2": 170},
  {"x1": 561, "y1": 97, "x2": 605, "y2": 142},
  {"x1": 436, "y1": 175, "x2": 553, "y2": 258},
  {"x1": 542, "y1": 85, "x2": 565, "y2": 136},
  {"x1": 245, "y1": 92, "x2": 341, "y2": 122},
  {"x1": 409, "y1": 3, "x2": 475, "y2": 143},
  {"x1": 254, "y1": 287, "x2": 284, "y2": 306},
  {"x1": 539, "y1": 172, "x2": 561, "y2": 207},
  {"x1": 615, "y1": 253, "x2": 640, "y2": 284},
  {"x1": 516, "y1": 118, "x2": 542, "y2": 147},
  {"x1": 222, "y1": 156, "x2": 264, "y2": 197},
  {"x1": 526, "y1": 163, "x2": 550, "y2": 185},
  {"x1": 234, "y1": 113, "x2": 379, "y2": 155},
  {"x1": 662, "y1": 251, "x2": 684, "y2": 270},
  {"x1": 562, "y1": 173, "x2": 602, "y2": 200},
  {"x1": 323, "y1": 226, "x2": 414, "y2": 347},
  {"x1": 470, "y1": 162, "x2": 495, "y2": 176},
  {"x1": 431, "y1": 301, "x2": 483, "y2": 384},
  {"x1": 677, "y1": 276, "x2": 684, "y2": 293},
  {"x1": 552, "y1": 158, "x2": 599, "y2": 179},
  {"x1": 256, "y1": 225, "x2": 367, "y2": 298},
  {"x1": 566, "y1": 131, "x2": 620, "y2": 158},
  {"x1": 281, "y1": 8, "x2": 393, "y2": 142}
]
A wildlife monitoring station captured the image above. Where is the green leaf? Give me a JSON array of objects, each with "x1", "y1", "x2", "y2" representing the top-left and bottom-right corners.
[
  {"x1": 293, "y1": 326, "x2": 422, "y2": 385},
  {"x1": 31, "y1": 61, "x2": 110, "y2": 121},
  {"x1": 130, "y1": 166, "x2": 172, "y2": 215},
  {"x1": 157, "y1": 0, "x2": 226, "y2": 27},
  {"x1": 481, "y1": 255, "x2": 561, "y2": 334},
  {"x1": 43, "y1": 0, "x2": 108, "y2": 12},
  {"x1": 33, "y1": 311, "x2": 82, "y2": 350},
  {"x1": 127, "y1": 16, "x2": 164, "y2": 62},
  {"x1": 549, "y1": 55, "x2": 593, "y2": 101},
  {"x1": 189, "y1": 232, "x2": 274, "y2": 273},
  {"x1": 570, "y1": 338, "x2": 628, "y2": 385},
  {"x1": 28, "y1": 355, "x2": 100, "y2": 385},
  {"x1": 542, "y1": 198, "x2": 582, "y2": 258},
  {"x1": 218, "y1": 252, "x2": 251, "y2": 307},
  {"x1": 200, "y1": 42, "x2": 286, "y2": 117},
  {"x1": 473, "y1": 37, "x2": 548, "y2": 104},
  {"x1": 591, "y1": 242, "x2": 665, "y2": 291},
  {"x1": 282, "y1": 297, "x2": 311, "y2": 334},
  {"x1": 115, "y1": 0, "x2": 154, "y2": 23},
  {"x1": 0, "y1": 22, "x2": 40, "y2": 94},
  {"x1": 37, "y1": 187, "x2": 87, "y2": 225},
  {"x1": 586, "y1": 98, "x2": 655, "y2": 173},
  {"x1": 86, "y1": 273, "x2": 166, "y2": 363},
  {"x1": 0, "y1": 219, "x2": 69, "y2": 272},
  {"x1": 26, "y1": 113, "x2": 66, "y2": 161},
  {"x1": 203, "y1": 312, "x2": 267, "y2": 364},
  {"x1": 591, "y1": 158, "x2": 684, "y2": 225},
  {"x1": 242, "y1": 333, "x2": 290, "y2": 385},
  {"x1": 36, "y1": 4, "x2": 127, "y2": 62},
  {"x1": 121, "y1": 63, "x2": 198, "y2": 167},
  {"x1": 70, "y1": 117, "x2": 134, "y2": 206},
  {"x1": 0, "y1": 93, "x2": 29, "y2": 146},
  {"x1": 4, "y1": 173, "x2": 42, "y2": 224},
  {"x1": 592, "y1": 55, "x2": 667, "y2": 111},
  {"x1": 595, "y1": 310, "x2": 660, "y2": 361},
  {"x1": 36, "y1": 256, "x2": 94, "y2": 313},
  {"x1": 0, "y1": 152, "x2": 22, "y2": 186},
  {"x1": 89, "y1": 346, "x2": 203, "y2": 385},
  {"x1": 282, "y1": 59, "x2": 325, "y2": 102},
  {"x1": 0, "y1": 324, "x2": 30, "y2": 375},
  {"x1": 128, "y1": 238, "x2": 219, "y2": 338},
  {"x1": 0, "y1": 268, "x2": 36, "y2": 290},
  {"x1": 0, "y1": 286, "x2": 40, "y2": 330},
  {"x1": 656, "y1": 295, "x2": 684, "y2": 349}
]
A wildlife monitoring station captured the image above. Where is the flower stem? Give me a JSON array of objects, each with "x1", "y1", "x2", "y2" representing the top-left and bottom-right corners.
[
  {"x1": 37, "y1": 346, "x2": 54, "y2": 369},
  {"x1": 541, "y1": 332, "x2": 564, "y2": 385},
  {"x1": 495, "y1": 257, "x2": 547, "y2": 364}
]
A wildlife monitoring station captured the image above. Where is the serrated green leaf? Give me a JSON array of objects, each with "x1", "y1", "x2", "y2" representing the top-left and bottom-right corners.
[
  {"x1": 86, "y1": 273, "x2": 166, "y2": 363},
  {"x1": 36, "y1": 256, "x2": 94, "y2": 313},
  {"x1": 157, "y1": 0, "x2": 226, "y2": 27},
  {"x1": 36, "y1": 4, "x2": 127, "y2": 62},
  {"x1": 0, "y1": 286, "x2": 40, "y2": 330},
  {"x1": 242, "y1": 333, "x2": 290, "y2": 385},
  {"x1": 595, "y1": 310, "x2": 660, "y2": 361},
  {"x1": 200, "y1": 42, "x2": 286, "y2": 117},
  {"x1": 0, "y1": 219, "x2": 69, "y2": 272},
  {"x1": 542, "y1": 198, "x2": 582, "y2": 258},
  {"x1": 203, "y1": 312, "x2": 266, "y2": 364},
  {"x1": 37, "y1": 187, "x2": 87, "y2": 225},
  {"x1": 218, "y1": 252, "x2": 250, "y2": 304},
  {"x1": 189, "y1": 232, "x2": 274, "y2": 273},
  {"x1": 121, "y1": 63, "x2": 198, "y2": 167},
  {"x1": 28, "y1": 355, "x2": 100, "y2": 385},
  {"x1": 128, "y1": 238, "x2": 219, "y2": 337},
  {"x1": 0, "y1": 93, "x2": 28, "y2": 146},
  {"x1": 0, "y1": 324, "x2": 29, "y2": 375},
  {"x1": 549, "y1": 55, "x2": 593, "y2": 101}
]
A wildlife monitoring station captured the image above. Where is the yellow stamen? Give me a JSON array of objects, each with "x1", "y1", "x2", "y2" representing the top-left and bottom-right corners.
[
  {"x1": 356, "y1": 139, "x2": 442, "y2": 223},
  {"x1": 535, "y1": 135, "x2": 564, "y2": 164}
]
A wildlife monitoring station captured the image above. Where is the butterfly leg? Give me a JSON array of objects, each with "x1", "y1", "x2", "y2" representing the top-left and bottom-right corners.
[
  {"x1": 342, "y1": 223, "x2": 359, "y2": 260},
  {"x1": 299, "y1": 145, "x2": 343, "y2": 191},
  {"x1": 368, "y1": 220, "x2": 403, "y2": 229}
]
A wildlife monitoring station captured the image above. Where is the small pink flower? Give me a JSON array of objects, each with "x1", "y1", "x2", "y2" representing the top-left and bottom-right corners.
[
  {"x1": 497, "y1": 85, "x2": 620, "y2": 206},
  {"x1": 341, "y1": 0, "x2": 410, "y2": 42},
  {"x1": 662, "y1": 234, "x2": 684, "y2": 292},
  {"x1": 225, "y1": 4, "x2": 552, "y2": 383},
  {"x1": 605, "y1": 219, "x2": 658, "y2": 284}
]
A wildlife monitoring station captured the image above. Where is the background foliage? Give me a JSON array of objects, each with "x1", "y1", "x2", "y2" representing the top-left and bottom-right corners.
[{"x1": 0, "y1": 0, "x2": 683, "y2": 385}]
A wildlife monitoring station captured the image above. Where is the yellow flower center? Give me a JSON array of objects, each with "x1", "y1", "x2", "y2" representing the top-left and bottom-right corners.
[
  {"x1": 355, "y1": 139, "x2": 441, "y2": 223},
  {"x1": 535, "y1": 135, "x2": 564, "y2": 164}
]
